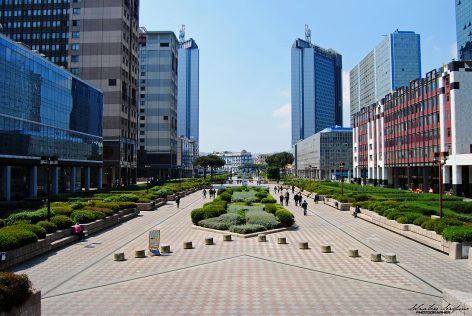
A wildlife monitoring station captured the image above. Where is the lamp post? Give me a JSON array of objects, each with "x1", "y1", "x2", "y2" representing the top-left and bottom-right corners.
[
  {"x1": 40, "y1": 156, "x2": 58, "y2": 221},
  {"x1": 144, "y1": 164, "x2": 151, "y2": 194},
  {"x1": 339, "y1": 162, "x2": 345, "y2": 195},
  {"x1": 433, "y1": 151, "x2": 449, "y2": 218}
]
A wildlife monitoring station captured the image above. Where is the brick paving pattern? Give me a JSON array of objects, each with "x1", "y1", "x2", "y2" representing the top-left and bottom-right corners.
[{"x1": 13, "y1": 185, "x2": 471, "y2": 315}]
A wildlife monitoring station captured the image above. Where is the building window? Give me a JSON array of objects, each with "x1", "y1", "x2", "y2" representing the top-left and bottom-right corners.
[
  {"x1": 163, "y1": 116, "x2": 169, "y2": 120},
  {"x1": 160, "y1": 42, "x2": 169, "y2": 47},
  {"x1": 71, "y1": 44, "x2": 79, "y2": 51},
  {"x1": 71, "y1": 55, "x2": 79, "y2": 62},
  {"x1": 72, "y1": 20, "x2": 80, "y2": 27},
  {"x1": 70, "y1": 68, "x2": 79, "y2": 75},
  {"x1": 73, "y1": 8, "x2": 81, "y2": 15},
  {"x1": 108, "y1": 79, "x2": 117, "y2": 86},
  {"x1": 72, "y1": 31, "x2": 80, "y2": 38}
]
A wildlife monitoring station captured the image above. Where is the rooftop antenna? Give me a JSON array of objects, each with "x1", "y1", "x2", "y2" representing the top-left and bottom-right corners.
[
  {"x1": 305, "y1": 24, "x2": 311, "y2": 43},
  {"x1": 179, "y1": 24, "x2": 186, "y2": 43}
]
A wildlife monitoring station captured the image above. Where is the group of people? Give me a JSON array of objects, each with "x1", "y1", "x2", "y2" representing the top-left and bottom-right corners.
[
  {"x1": 202, "y1": 188, "x2": 217, "y2": 199},
  {"x1": 275, "y1": 187, "x2": 309, "y2": 216}
]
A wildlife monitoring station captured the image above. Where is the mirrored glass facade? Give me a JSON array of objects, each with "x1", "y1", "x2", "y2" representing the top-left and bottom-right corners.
[
  {"x1": 456, "y1": 0, "x2": 472, "y2": 60},
  {"x1": 0, "y1": 34, "x2": 103, "y2": 162}
]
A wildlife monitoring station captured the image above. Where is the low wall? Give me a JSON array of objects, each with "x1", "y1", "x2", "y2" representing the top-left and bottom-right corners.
[
  {"x1": 442, "y1": 289, "x2": 472, "y2": 315},
  {"x1": 324, "y1": 198, "x2": 352, "y2": 211},
  {"x1": 0, "y1": 208, "x2": 139, "y2": 270}
]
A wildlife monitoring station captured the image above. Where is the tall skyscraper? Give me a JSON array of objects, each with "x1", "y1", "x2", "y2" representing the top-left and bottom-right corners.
[
  {"x1": 291, "y1": 26, "x2": 343, "y2": 146},
  {"x1": 177, "y1": 28, "x2": 199, "y2": 144},
  {"x1": 138, "y1": 31, "x2": 179, "y2": 179},
  {"x1": 456, "y1": 0, "x2": 472, "y2": 60},
  {"x1": 0, "y1": 0, "x2": 140, "y2": 186},
  {"x1": 349, "y1": 30, "x2": 421, "y2": 116}
]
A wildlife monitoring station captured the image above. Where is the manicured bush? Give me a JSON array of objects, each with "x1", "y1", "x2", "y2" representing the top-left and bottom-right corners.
[
  {"x1": 0, "y1": 228, "x2": 37, "y2": 251},
  {"x1": 51, "y1": 205, "x2": 73, "y2": 217},
  {"x1": 137, "y1": 197, "x2": 151, "y2": 203},
  {"x1": 0, "y1": 272, "x2": 33, "y2": 312},
  {"x1": 6, "y1": 208, "x2": 50, "y2": 225},
  {"x1": 217, "y1": 188, "x2": 227, "y2": 195},
  {"x1": 198, "y1": 213, "x2": 243, "y2": 230},
  {"x1": 104, "y1": 193, "x2": 139, "y2": 203},
  {"x1": 3, "y1": 224, "x2": 47, "y2": 239},
  {"x1": 71, "y1": 210, "x2": 106, "y2": 224},
  {"x1": 229, "y1": 224, "x2": 265, "y2": 234},
  {"x1": 219, "y1": 192, "x2": 232, "y2": 203},
  {"x1": 191, "y1": 208, "x2": 205, "y2": 225},
  {"x1": 412, "y1": 215, "x2": 430, "y2": 226},
  {"x1": 255, "y1": 191, "x2": 268, "y2": 199},
  {"x1": 201, "y1": 204, "x2": 227, "y2": 219},
  {"x1": 232, "y1": 191, "x2": 259, "y2": 203},
  {"x1": 50, "y1": 215, "x2": 73, "y2": 229},
  {"x1": 155, "y1": 188, "x2": 173, "y2": 198},
  {"x1": 37, "y1": 221, "x2": 58, "y2": 234},
  {"x1": 421, "y1": 219, "x2": 437, "y2": 231},
  {"x1": 441, "y1": 226, "x2": 472, "y2": 242},
  {"x1": 386, "y1": 211, "x2": 404, "y2": 220},
  {"x1": 433, "y1": 217, "x2": 463, "y2": 234},
  {"x1": 275, "y1": 209, "x2": 295, "y2": 227},
  {"x1": 264, "y1": 204, "x2": 277, "y2": 214},
  {"x1": 0, "y1": 219, "x2": 5, "y2": 229},
  {"x1": 83, "y1": 207, "x2": 114, "y2": 217},
  {"x1": 70, "y1": 201, "x2": 85, "y2": 210},
  {"x1": 246, "y1": 211, "x2": 280, "y2": 229},
  {"x1": 397, "y1": 203, "x2": 436, "y2": 216},
  {"x1": 261, "y1": 197, "x2": 277, "y2": 204},
  {"x1": 117, "y1": 202, "x2": 137, "y2": 210},
  {"x1": 395, "y1": 212, "x2": 423, "y2": 224}
]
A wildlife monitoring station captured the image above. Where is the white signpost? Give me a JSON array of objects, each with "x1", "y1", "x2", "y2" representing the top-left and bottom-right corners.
[{"x1": 149, "y1": 230, "x2": 161, "y2": 256}]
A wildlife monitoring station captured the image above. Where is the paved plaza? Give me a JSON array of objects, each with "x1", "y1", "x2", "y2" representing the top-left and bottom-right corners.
[{"x1": 12, "y1": 185, "x2": 472, "y2": 315}]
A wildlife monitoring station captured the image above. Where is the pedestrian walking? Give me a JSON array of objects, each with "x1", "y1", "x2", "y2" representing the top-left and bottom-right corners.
[
  {"x1": 274, "y1": 186, "x2": 278, "y2": 194},
  {"x1": 294, "y1": 194, "x2": 299, "y2": 206},
  {"x1": 284, "y1": 191, "x2": 289, "y2": 206},
  {"x1": 203, "y1": 189, "x2": 207, "y2": 198},
  {"x1": 292, "y1": 186, "x2": 295, "y2": 194},
  {"x1": 302, "y1": 200, "x2": 308, "y2": 216},
  {"x1": 279, "y1": 194, "x2": 284, "y2": 205},
  {"x1": 176, "y1": 195, "x2": 181, "y2": 208},
  {"x1": 314, "y1": 194, "x2": 319, "y2": 204}
]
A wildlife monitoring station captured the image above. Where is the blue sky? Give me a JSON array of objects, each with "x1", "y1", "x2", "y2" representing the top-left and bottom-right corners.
[{"x1": 141, "y1": 0, "x2": 457, "y2": 154}]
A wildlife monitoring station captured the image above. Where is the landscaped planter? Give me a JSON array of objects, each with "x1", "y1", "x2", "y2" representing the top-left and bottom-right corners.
[
  {"x1": 0, "y1": 290, "x2": 41, "y2": 316},
  {"x1": 136, "y1": 201, "x2": 155, "y2": 211}
]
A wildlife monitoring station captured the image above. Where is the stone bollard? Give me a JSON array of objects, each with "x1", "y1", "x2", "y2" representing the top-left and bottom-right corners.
[
  {"x1": 384, "y1": 253, "x2": 397, "y2": 263},
  {"x1": 114, "y1": 252, "x2": 125, "y2": 261},
  {"x1": 371, "y1": 252, "x2": 382, "y2": 262},
  {"x1": 134, "y1": 250, "x2": 146, "y2": 258},
  {"x1": 258, "y1": 234, "x2": 267, "y2": 242},
  {"x1": 299, "y1": 242, "x2": 309, "y2": 249},
  {"x1": 160, "y1": 245, "x2": 171, "y2": 253},
  {"x1": 205, "y1": 237, "x2": 214, "y2": 245},
  {"x1": 223, "y1": 234, "x2": 232, "y2": 242},
  {"x1": 348, "y1": 249, "x2": 359, "y2": 258},
  {"x1": 321, "y1": 245, "x2": 331, "y2": 253},
  {"x1": 183, "y1": 241, "x2": 193, "y2": 249},
  {"x1": 277, "y1": 237, "x2": 287, "y2": 244}
]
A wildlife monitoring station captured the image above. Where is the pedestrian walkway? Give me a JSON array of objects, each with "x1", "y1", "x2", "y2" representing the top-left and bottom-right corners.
[{"x1": 12, "y1": 185, "x2": 471, "y2": 315}]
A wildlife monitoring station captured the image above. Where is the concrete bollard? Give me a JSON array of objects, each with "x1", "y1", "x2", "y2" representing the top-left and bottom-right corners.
[
  {"x1": 114, "y1": 252, "x2": 125, "y2": 261},
  {"x1": 223, "y1": 234, "x2": 232, "y2": 242},
  {"x1": 205, "y1": 237, "x2": 214, "y2": 245},
  {"x1": 277, "y1": 237, "x2": 287, "y2": 244},
  {"x1": 321, "y1": 245, "x2": 331, "y2": 253},
  {"x1": 134, "y1": 250, "x2": 146, "y2": 258},
  {"x1": 371, "y1": 252, "x2": 382, "y2": 262},
  {"x1": 183, "y1": 241, "x2": 193, "y2": 249},
  {"x1": 384, "y1": 253, "x2": 397, "y2": 263},
  {"x1": 299, "y1": 242, "x2": 309, "y2": 249},
  {"x1": 348, "y1": 249, "x2": 359, "y2": 257},
  {"x1": 160, "y1": 245, "x2": 171, "y2": 253},
  {"x1": 258, "y1": 234, "x2": 267, "y2": 242}
]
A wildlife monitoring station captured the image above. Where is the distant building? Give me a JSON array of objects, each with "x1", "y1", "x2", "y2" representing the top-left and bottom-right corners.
[
  {"x1": 177, "y1": 137, "x2": 198, "y2": 178},
  {"x1": 138, "y1": 31, "x2": 179, "y2": 179},
  {"x1": 456, "y1": 0, "x2": 472, "y2": 60},
  {"x1": 291, "y1": 31, "x2": 343, "y2": 146},
  {"x1": 213, "y1": 150, "x2": 254, "y2": 173},
  {"x1": 350, "y1": 30, "x2": 421, "y2": 117},
  {"x1": 255, "y1": 154, "x2": 271, "y2": 165},
  {"x1": 293, "y1": 127, "x2": 353, "y2": 180},
  {"x1": 0, "y1": 34, "x2": 103, "y2": 200},
  {"x1": 353, "y1": 61, "x2": 472, "y2": 196}
]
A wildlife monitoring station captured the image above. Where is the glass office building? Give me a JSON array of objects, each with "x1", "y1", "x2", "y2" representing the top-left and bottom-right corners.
[
  {"x1": 291, "y1": 38, "x2": 343, "y2": 146},
  {"x1": 0, "y1": 34, "x2": 103, "y2": 200},
  {"x1": 456, "y1": 0, "x2": 472, "y2": 60}
]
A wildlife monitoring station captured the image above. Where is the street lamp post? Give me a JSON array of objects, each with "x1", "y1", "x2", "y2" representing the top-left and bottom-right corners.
[
  {"x1": 40, "y1": 156, "x2": 58, "y2": 222},
  {"x1": 144, "y1": 164, "x2": 151, "y2": 194},
  {"x1": 433, "y1": 151, "x2": 449, "y2": 218},
  {"x1": 339, "y1": 162, "x2": 345, "y2": 195}
]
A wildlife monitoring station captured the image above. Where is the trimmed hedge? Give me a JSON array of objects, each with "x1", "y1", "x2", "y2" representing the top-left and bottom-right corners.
[
  {"x1": 275, "y1": 209, "x2": 295, "y2": 227},
  {"x1": 395, "y1": 212, "x2": 423, "y2": 224},
  {"x1": 198, "y1": 213, "x2": 243, "y2": 230},
  {"x1": 264, "y1": 204, "x2": 277, "y2": 214},
  {"x1": 421, "y1": 217, "x2": 464, "y2": 234},
  {"x1": 0, "y1": 228, "x2": 37, "y2": 251},
  {"x1": 191, "y1": 208, "x2": 205, "y2": 225},
  {"x1": 441, "y1": 226, "x2": 472, "y2": 242},
  {"x1": 71, "y1": 210, "x2": 106, "y2": 224},
  {"x1": 50, "y1": 215, "x2": 74, "y2": 230},
  {"x1": 229, "y1": 224, "x2": 265, "y2": 234},
  {"x1": 412, "y1": 215, "x2": 430, "y2": 226},
  {"x1": 37, "y1": 221, "x2": 58, "y2": 234},
  {"x1": 261, "y1": 197, "x2": 277, "y2": 204},
  {"x1": 2, "y1": 224, "x2": 47, "y2": 239},
  {"x1": 6, "y1": 208, "x2": 50, "y2": 225},
  {"x1": 0, "y1": 272, "x2": 33, "y2": 312},
  {"x1": 104, "y1": 193, "x2": 139, "y2": 203},
  {"x1": 246, "y1": 210, "x2": 280, "y2": 229},
  {"x1": 219, "y1": 192, "x2": 232, "y2": 203}
]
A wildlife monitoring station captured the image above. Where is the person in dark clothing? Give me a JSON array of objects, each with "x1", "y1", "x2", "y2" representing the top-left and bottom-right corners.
[
  {"x1": 284, "y1": 191, "x2": 289, "y2": 206},
  {"x1": 176, "y1": 195, "x2": 181, "y2": 208},
  {"x1": 292, "y1": 186, "x2": 295, "y2": 194},
  {"x1": 294, "y1": 194, "x2": 299, "y2": 206},
  {"x1": 353, "y1": 205, "x2": 361, "y2": 217},
  {"x1": 302, "y1": 200, "x2": 308, "y2": 216},
  {"x1": 314, "y1": 194, "x2": 319, "y2": 204},
  {"x1": 279, "y1": 194, "x2": 284, "y2": 205}
]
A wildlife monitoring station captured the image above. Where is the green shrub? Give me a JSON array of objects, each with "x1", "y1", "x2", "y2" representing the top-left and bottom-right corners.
[
  {"x1": 3, "y1": 224, "x2": 47, "y2": 239},
  {"x1": 421, "y1": 219, "x2": 437, "y2": 231},
  {"x1": 50, "y1": 215, "x2": 73, "y2": 229},
  {"x1": 198, "y1": 213, "x2": 243, "y2": 230},
  {"x1": 137, "y1": 197, "x2": 151, "y2": 203},
  {"x1": 6, "y1": 208, "x2": 50, "y2": 225},
  {"x1": 229, "y1": 224, "x2": 265, "y2": 234},
  {"x1": 104, "y1": 193, "x2": 139, "y2": 203},
  {"x1": 117, "y1": 202, "x2": 136, "y2": 210},
  {"x1": 70, "y1": 201, "x2": 85, "y2": 210},
  {"x1": 202, "y1": 204, "x2": 227, "y2": 219},
  {"x1": 155, "y1": 188, "x2": 173, "y2": 198},
  {"x1": 219, "y1": 192, "x2": 232, "y2": 203},
  {"x1": 386, "y1": 211, "x2": 404, "y2": 220},
  {"x1": 255, "y1": 191, "x2": 268, "y2": 199},
  {"x1": 433, "y1": 218, "x2": 463, "y2": 234},
  {"x1": 0, "y1": 272, "x2": 33, "y2": 312},
  {"x1": 0, "y1": 228, "x2": 37, "y2": 251},
  {"x1": 37, "y1": 221, "x2": 57, "y2": 234},
  {"x1": 275, "y1": 209, "x2": 295, "y2": 227},
  {"x1": 191, "y1": 208, "x2": 206, "y2": 225},
  {"x1": 0, "y1": 219, "x2": 5, "y2": 229},
  {"x1": 395, "y1": 212, "x2": 423, "y2": 224},
  {"x1": 51, "y1": 205, "x2": 73, "y2": 217},
  {"x1": 412, "y1": 215, "x2": 430, "y2": 226},
  {"x1": 232, "y1": 191, "x2": 259, "y2": 203},
  {"x1": 217, "y1": 188, "x2": 227, "y2": 195},
  {"x1": 246, "y1": 211, "x2": 280, "y2": 229},
  {"x1": 441, "y1": 226, "x2": 472, "y2": 242},
  {"x1": 261, "y1": 197, "x2": 276, "y2": 204},
  {"x1": 397, "y1": 203, "x2": 436, "y2": 216},
  {"x1": 71, "y1": 210, "x2": 105, "y2": 224},
  {"x1": 264, "y1": 204, "x2": 277, "y2": 214}
]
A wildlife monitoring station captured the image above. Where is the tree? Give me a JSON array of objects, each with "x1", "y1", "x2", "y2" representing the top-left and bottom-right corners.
[
  {"x1": 193, "y1": 156, "x2": 210, "y2": 179},
  {"x1": 205, "y1": 155, "x2": 226, "y2": 181},
  {"x1": 265, "y1": 152, "x2": 294, "y2": 180}
]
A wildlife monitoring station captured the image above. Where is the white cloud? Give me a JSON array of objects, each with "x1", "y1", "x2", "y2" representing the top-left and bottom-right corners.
[
  {"x1": 272, "y1": 103, "x2": 291, "y2": 129},
  {"x1": 342, "y1": 70, "x2": 351, "y2": 127}
]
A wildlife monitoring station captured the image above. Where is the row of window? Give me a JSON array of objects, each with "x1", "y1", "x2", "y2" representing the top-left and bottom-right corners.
[
  {"x1": 0, "y1": 0, "x2": 75, "y2": 4},
  {"x1": 0, "y1": 8, "x2": 69, "y2": 16}
]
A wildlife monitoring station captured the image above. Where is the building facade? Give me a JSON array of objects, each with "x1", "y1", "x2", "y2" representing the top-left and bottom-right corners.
[
  {"x1": 456, "y1": 0, "x2": 472, "y2": 60},
  {"x1": 291, "y1": 37, "x2": 343, "y2": 146},
  {"x1": 0, "y1": 0, "x2": 140, "y2": 187},
  {"x1": 294, "y1": 127, "x2": 353, "y2": 180},
  {"x1": 0, "y1": 34, "x2": 103, "y2": 201},
  {"x1": 353, "y1": 61, "x2": 472, "y2": 196},
  {"x1": 177, "y1": 136, "x2": 197, "y2": 178},
  {"x1": 213, "y1": 150, "x2": 254, "y2": 173},
  {"x1": 138, "y1": 31, "x2": 178, "y2": 180},
  {"x1": 350, "y1": 30, "x2": 421, "y2": 116}
]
